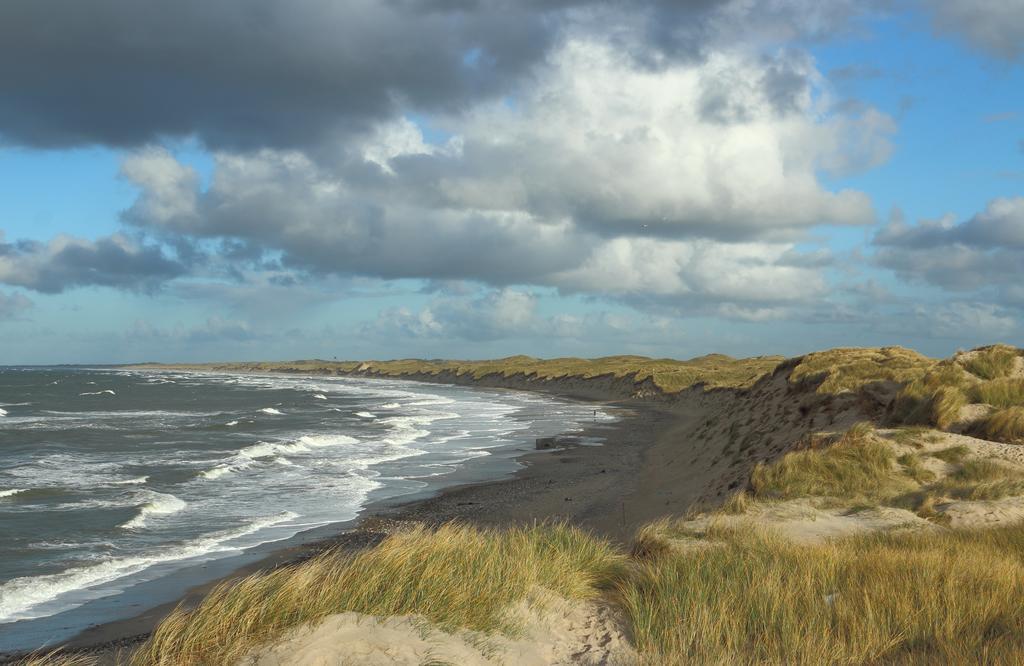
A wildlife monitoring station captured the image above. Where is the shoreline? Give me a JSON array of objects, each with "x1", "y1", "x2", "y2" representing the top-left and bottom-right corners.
[{"x1": 2, "y1": 379, "x2": 682, "y2": 663}]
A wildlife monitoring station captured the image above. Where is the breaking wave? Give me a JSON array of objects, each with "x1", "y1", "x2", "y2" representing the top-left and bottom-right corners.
[
  {"x1": 0, "y1": 512, "x2": 298, "y2": 623},
  {"x1": 121, "y1": 492, "x2": 187, "y2": 529}
]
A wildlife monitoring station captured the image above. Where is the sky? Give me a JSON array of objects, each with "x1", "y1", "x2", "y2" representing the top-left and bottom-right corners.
[{"x1": 0, "y1": 0, "x2": 1022, "y2": 364}]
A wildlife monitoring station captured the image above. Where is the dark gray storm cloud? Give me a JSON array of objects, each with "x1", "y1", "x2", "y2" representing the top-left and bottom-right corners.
[
  {"x1": 0, "y1": 0, "x2": 556, "y2": 149},
  {"x1": 0, "y1": 234, "x2": 185, "y2": 293},
  {"x1": 0, "y1": 0, "x2": 877, "y2": 150}
]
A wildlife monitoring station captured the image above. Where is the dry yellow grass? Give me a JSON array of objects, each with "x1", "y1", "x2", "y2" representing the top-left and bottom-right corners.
[
  {"x1": 745, "y1": 422, "x2": 1024, "y2": 520},
  {"x1": 621, "y1": 524, "x2": 1024, "y2": 664},
  {"x1": 960, "y1": 345, "x2": 1020, "y2": 380},
  {"x1": 749, "y1": 423, "x2": 915, "y2": 502},
  {"x1": 891, "y1": 364, "x2": 970, "y2": 430},
  {"x1": 12, "y1": 651, "x2": 96, "y2": 666},
  {"x1": 969, "y1": 378, "x2": 1024, "y2": 408},
  {"x1": 130, "y1": 523, "x2": 626, "y2": 666},
  {"x1": 978, "y1": 407, "x2": 1024, "y2": 445},
  {"x1": 788, "y1": 346, "x2": 936, "y2": 393},
  {"x1": 138, "y1": 354, "x2": 784, "y2": 393}
]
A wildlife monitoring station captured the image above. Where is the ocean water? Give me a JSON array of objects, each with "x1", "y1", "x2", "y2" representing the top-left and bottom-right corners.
[{"x1": 0, "y1": 367, "x2": 612, "y2": 652}]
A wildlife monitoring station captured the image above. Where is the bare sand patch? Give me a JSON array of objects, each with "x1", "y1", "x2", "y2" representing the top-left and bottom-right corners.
[{"x1": 242, "y1": 588, "x2": 636, "y2": 666}]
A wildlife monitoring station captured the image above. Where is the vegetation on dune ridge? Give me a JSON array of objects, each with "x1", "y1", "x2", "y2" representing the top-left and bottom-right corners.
[
  {"x1": 746, "y1": 421, "x2": 1024, "y2": 518},
  {"x1": 749, "y1": 423, "x2": 916, "y2": 502},
  {"x1": 137, "y1": 344, "x2": 1024, "y2": 409},
  {"x1": 787, "y1": 346, "x2": 936, "y2": 393},
  {"x1": 130, "y1": 523, "x2": 626, "y2": 666},
  {"x1": 961, "y1": 344, "x2": 1021, "y2": 380},
  {"x1": 142, "y1": 353, "x2": 786, "y2": 393}
]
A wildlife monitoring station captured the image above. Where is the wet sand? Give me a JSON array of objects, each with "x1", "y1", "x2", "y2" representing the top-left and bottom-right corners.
[{"x1": 4, "y1": 395, "x2": 687, "y2": 664}]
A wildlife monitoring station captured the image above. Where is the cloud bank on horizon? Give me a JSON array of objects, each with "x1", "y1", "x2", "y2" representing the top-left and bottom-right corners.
[{"x1": 0, "y1": 0, "x2": 1022, "y2": 363}]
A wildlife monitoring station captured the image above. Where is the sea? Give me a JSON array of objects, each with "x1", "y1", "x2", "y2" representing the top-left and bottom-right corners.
[{"x1": 0, "y1": 366, "x2": 613, "y2": 652}]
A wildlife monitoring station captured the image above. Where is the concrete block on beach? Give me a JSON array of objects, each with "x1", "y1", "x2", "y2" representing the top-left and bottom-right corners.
[{"x1": 536, "y1": 436, "x2": 581, "y2": 449}]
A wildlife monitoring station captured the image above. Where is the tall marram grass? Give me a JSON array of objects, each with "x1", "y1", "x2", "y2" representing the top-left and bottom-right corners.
[
  {"x1": 970, "y1": 378, "x2": 1024, "y2": 408},
  {"x1": 622, "y1": 525, "x2": 1024, "y2": 664},
  {"x1": 978, "y1": 407, "x2": 1024, "y2": 445},
  {"x1": 130, "y1": 523, "x2": 626, "y2": 666},
  {"x1": 14, "y1": 651, "x2": 96, "y2": 666},
  {"x1": 962, "y1": 345, "x2": 1019, "y2": 380},
  {"x1": 891, "y1": 365, "x2": 969, "y2": 430},
  {"x1": 750, "y1": 423, "x2": 914, "y2": 502},
  {"x1": 128, "y1": 505, "x2": 1024, "y2": 665}
]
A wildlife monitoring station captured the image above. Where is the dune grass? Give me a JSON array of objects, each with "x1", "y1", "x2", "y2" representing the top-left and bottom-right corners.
[
  {"x1": 748, "y1": 422, "x2": 1024, "y2": 519},
  {"x1": 929, "y1": 444, "x2": 970, "y2": 464},
  {"x1": 13, "y1": 652, "x2": 96, "y2": 666},
  {"x1": 891, "y1": 365, "x2": 969, "y2": 430},
  {"x1": 621, "y1": 524, "x2": 1024, "y2": 664},
  {"x1": 969, "y1": 378, "x2": 1024, "y2": 408},
  {"x1": 749, "y1": 423, "x2": 915, "y2": 502},
  {"x1": 977, "y1": 407, "x2": 1024, "y2": 444},
  {"x1": 788, "y1": 346, "x2": 936, "y2": 393},
  {"x1": 126, "y1": 516, "x2": 1024, "y2": 666},
  {"x1": 923, "y1": 459, "x2": 1024, "y2": 501},
  {"x1": 898, "y1": 452, "x2": 937, "y2": 484},
  {"x1": 137, "y1": 354, "x2": 784, "y2": 393},
  {"x1": 888, "y1": 426, "x2": 940, "y2": 448},
  {"x1": 130, "y1": 523, "x2": 626, "y2": 666},
  {"x1": 961, "y1": 345, "x2": 1020, "y2": 380}
]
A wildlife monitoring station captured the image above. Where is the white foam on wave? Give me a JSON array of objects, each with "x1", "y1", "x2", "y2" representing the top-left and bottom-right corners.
[
  {"x1": 0, "y1": 488, "x2": 26, "y2": 499},
  {"x1": 240, "y1": 434, "x2": 359, "y2": 460},
  {"x1": 0, "y1": 512, "x2": 299, "y2": 623},
  {"x1": 355, "y1": 411, "x2": 376, "y2": 418},
  {"x1": 225, "y1": 420, "x2": 240, "y2": 426},
  {"x1": 260, "y1": 407, "x2": 284, "y2": 415},
  {"x1": 200, "y1": 464, "x2": 244, "y2": 480},
  {"x1": 312, "y1": 394, "x2": 327, "y2": 400},
  {"x1": 79, "y1": 390, "x2": 116, "y2": 396},
  {"x1": 110, "y1": 476, "x2": 149, "y2": 486},
  {"x1": 121, "y1": 491, "x2": 187, "y2": 529},
  {"x1": 405, "y1": 396, "x2": 456, "y2": 407},
  {"x1": 0, "y1": 408, "x2": 6, "y2": 417},
  {"x1": 200, "y1": 434, "x2": 361, "y2": 480},
  {"x1": 274, "y1": 456, "x2": 294, "y2": 466},
  {"x1": 379, "y1": 402, "x2": 401, "y2": 409}
]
